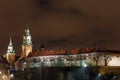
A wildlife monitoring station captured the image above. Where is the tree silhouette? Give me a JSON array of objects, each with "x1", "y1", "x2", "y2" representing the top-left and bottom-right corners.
[
  {"x1": 93, "y1": 54, "x2": 99, "y2": 66},
  {"x1": 104, "y1": 54, "x2": 111, "y2": 66}
]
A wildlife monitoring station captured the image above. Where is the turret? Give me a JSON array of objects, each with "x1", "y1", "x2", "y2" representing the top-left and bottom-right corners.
[
  {"x1": 22, "y1": 27, "x2": 32, "y2": 45},
  {"x1": 21, "y1": 24, "x2": 33, "y2": 58},
  {"x1": 6, "y1": 38, "x2": 15, "y2": 53},
  {"x1": 6, "y1": 38, "x2": 15, "y2": 66}
]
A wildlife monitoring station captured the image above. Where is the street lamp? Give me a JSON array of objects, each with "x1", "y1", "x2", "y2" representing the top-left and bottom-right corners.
[
  {"x1": 0, "y1": 71, "x2": 2, "y2": 74},
  {"x1": 10, "y1": 74, "x2": 14, "y2": 80},
  {"x1": 82, "y1": 62, "x2": 87, "y2": 67}
]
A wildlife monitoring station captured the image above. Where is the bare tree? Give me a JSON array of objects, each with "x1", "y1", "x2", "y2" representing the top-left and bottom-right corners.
[
  {"x1": 103, "y1": 54, "x2": 111, "y2": 66},
  {"x1": 93, "y1": 54, "x2": 99, "y2": 66}
]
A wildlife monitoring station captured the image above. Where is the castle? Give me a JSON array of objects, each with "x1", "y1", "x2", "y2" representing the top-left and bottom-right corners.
[
  {"x1": 3, "y1": 25, "x2": 120, "y2": 71},
  {"x1": 4, "y1": 25, "x2": 32, "y2": 69}
]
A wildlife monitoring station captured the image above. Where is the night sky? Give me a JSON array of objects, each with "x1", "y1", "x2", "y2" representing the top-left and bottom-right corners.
[{"x1": 0, "y1": 0, "x2": 120, "y2": 55}]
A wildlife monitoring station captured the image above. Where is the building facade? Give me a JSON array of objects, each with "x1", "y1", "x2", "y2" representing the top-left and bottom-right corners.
[
  {"x1": 26, "y1": 49, "x2": 120, "y2": 68},
  {"x1": 3, "y1": 25, "x2": 120, "y2": 71}
]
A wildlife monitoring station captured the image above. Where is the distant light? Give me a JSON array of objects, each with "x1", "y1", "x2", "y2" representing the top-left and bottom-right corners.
[
  {"x1": 10, "y1": 74, "x2": 14, "y2": 78},
  {"x1": 0, "y1": 71, "x2": 2, "y2": 74},
  {"x1": 110, "y1": 76, "x2": 117, "y2": 80},
  {"x1": 98, "y1": 73, "x2": 101, "y2": 76},
  {"x1": 82, "y1": 63, "x2": 87, "y2": 67},
  {"x1": 113, "y1": 76, "x2": 117, "y2": 79},
  {"x1": 24, "y1": 62, "x2": 26, "y2": 65},
  {"x1": 95, "y1": 73, "x2": 101, "y2": 80}
]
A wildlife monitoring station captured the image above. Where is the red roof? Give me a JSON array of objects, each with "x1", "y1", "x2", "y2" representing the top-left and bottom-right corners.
[
  {"x1": 28, "y1": 49, "x2": 67, "y2": 57},
  {"x1": 28, "y1": 48, "x2": 99, "y2": 57}
]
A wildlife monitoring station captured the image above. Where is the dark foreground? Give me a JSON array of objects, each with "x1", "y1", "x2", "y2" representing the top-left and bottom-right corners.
[{"x1": 12, "y1": 67, "x2": 120, "y2": 80}]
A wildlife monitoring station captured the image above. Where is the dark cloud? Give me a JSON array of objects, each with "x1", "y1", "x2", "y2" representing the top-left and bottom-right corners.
[{"x1": 0, "y1": 0, "x2": 120, "y2": 55}]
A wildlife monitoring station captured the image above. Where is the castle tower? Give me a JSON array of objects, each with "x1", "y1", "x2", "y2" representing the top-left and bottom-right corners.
[
  {"x1": 6, "y1": 38, "x2": 15, "y2": 65},
  {"x1": 21, "y1": 25, "x2": 33, "y2": 58},
  {"x1": 40, "y1": 44, "x2": 45, "y2": 51}
]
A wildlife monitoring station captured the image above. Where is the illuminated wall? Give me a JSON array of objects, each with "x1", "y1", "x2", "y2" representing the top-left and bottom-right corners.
[
  {"x1": 26, "y1": 52, "x2": 120, "y2": 68},
  {"x1": 108, "y1": 55, "x2": 120, "y2": 66}
]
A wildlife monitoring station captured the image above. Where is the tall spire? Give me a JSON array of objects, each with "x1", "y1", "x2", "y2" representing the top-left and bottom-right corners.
[
  {"x1": 25, "y1": 25, "x2": 30, "y2": 35},
  {"x1": 23, "y1": 24, "x2": 32, "y2": 45},
  {"x1": 21, "y1": 24, "x2": 33, "y2": 58},
  {"x1": 7, "y1": 38, "x2": 15, "y2": 53},
  {"x1": 9, "y1": 37, "x2": 13, "y2": 46},
  {"x1": 6, "y1": 38, "x2": 15, "y2": 67}
]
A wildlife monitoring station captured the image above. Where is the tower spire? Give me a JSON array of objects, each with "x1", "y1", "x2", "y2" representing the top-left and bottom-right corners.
[
  {"x1": 21, "y1": 24, "x2": 33, "y2": 58},
  {"x1": 9, "y1": 37, "x2": 13, "y2": 46},
  {"x1": 23, "y1": 24, "x2": 32, "y2": 45},
  {"x1": 7, "y1": 38, "x2": 15, "y2": 53},
  {"x1": 25, "y1": 25, "x2": 30, "y2": 35},
  {"x1": 6, "y1": 37, "x2": 15, "y2": 66}
]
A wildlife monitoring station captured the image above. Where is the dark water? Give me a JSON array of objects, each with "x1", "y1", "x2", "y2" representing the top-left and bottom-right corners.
[{"x1": 13, "y1": 67, "x2": 100, "y2": 80}]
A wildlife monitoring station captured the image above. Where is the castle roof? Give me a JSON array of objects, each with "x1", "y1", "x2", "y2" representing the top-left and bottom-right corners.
[{"x1": 27, "y1": 47, "x2": 100, "y2": 57}]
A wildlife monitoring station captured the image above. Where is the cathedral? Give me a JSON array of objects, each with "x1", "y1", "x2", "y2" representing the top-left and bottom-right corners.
[
  {"x1": 4, "y1": 25, "x2": 33, "y2": 70},
  {"x1": 5, "y1": 38, "x2": 15, "y2": 68},
  {"x1": 3, "y1": 25, "x2": 120, "y2": 72}
]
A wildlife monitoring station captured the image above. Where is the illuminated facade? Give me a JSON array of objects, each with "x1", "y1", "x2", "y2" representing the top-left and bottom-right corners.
[
  {"x1": 14, "y1": 26, "x2": 33, "y2": 70},
  {"x1": 20, "y1": 27, "x2": 33, "y2": 59},
  {"x1": 25, "y1": 49, "x2": 120, "y2": 68},
  {"x1": 5, "y1": 38, "x2": 15, "y2": 67},
  {"x1": 3, "y1": 26, "x2": 120, "y2": 71}
]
